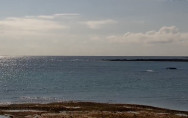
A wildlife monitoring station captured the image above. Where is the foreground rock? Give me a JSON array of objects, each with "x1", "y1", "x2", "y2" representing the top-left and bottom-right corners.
[{"x1": 0, "y1": 102, "x2": 188, "y2": 118}]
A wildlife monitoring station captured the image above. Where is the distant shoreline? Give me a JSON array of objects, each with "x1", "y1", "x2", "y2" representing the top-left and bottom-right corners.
[
  {"x1": 103, "y1": 58, "x2": 188, "y2": 62},
  {"x1": 0, "y1": 102, "x2": 187, "y2": 118}
]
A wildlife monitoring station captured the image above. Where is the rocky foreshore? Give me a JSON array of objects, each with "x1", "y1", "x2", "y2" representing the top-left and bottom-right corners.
[{"x1": 0, "y1": 102, "x2": 188, "y2": 118}]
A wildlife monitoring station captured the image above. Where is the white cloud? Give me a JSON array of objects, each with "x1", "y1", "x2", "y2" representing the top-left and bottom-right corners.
[
  {"x1": 37, "y1": 15, "x2": 55, "y2": 19},
  {"x1": 37, "y1": 13, "x2": 80, "y2": 19},
  {"x1": 84, "y1": 19, "x2": 117, "y2": 29},
  {"x1": 0, "y1": 17, "x2": 68, "y2": 33},
  {"x1": 0, "y1": 13, "x2": 187, "y2": 56},
  {"x1": 107, "y1": 26, "x2": 188, "y2": 44},
  {"x1": 0, "y1": 14, "x2": 92, "y2": 55},
  {"x1": 54, "y1": 13, "x2": 80, "y2": 16}
]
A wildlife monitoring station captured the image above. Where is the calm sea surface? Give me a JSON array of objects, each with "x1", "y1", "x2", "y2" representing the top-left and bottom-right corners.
[{"x1": 0, "y1": 56, "x2": 188, "y2": 111}]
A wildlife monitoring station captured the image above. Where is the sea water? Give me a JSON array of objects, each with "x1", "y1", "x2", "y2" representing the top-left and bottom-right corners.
[{"x1": 0, "y1": 56, "x2": 188, "y2": 111}]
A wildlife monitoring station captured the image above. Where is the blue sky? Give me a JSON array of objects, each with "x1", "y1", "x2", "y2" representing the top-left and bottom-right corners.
[{"x1": 0, "y1": 0, "x2": 188, "y2": 56}]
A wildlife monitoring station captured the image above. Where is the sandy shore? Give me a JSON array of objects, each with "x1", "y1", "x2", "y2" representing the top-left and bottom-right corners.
[{"x1": 0, "y1": 102, "x2": 188, "y2": 118}]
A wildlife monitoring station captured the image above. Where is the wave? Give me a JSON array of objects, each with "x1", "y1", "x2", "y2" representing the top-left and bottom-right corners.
[{"x1": 19, "y1": 96, "x2": 63, "y2": 103}]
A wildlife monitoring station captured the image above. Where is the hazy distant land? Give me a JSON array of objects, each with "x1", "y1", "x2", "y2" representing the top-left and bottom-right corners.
[{"x1": 103, "y1": 58, "x2": 188, "y2": 62}]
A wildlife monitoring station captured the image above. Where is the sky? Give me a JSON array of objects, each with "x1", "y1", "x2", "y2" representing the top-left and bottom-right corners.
[{"x1": 0, "y1": 0, "x2": 188, "y2": 56}]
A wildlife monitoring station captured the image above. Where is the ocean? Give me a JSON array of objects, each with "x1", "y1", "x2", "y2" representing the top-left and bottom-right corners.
[{"x1": 0, "y1": 56, "x2": 188, "y2": 111}]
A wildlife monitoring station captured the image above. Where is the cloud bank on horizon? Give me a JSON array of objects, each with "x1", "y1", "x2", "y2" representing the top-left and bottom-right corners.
[{"x1": 0, "y1": 0, "x2": 188, "y2": 56}]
